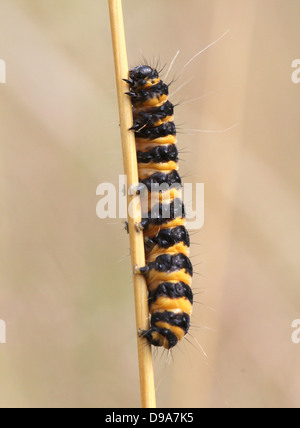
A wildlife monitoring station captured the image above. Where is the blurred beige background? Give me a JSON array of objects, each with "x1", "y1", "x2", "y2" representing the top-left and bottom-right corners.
[{"x1": 0, "y1": 0, "x2": 299, "y2": 408}]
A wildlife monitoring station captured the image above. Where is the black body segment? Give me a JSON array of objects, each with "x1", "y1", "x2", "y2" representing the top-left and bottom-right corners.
[
  {"x1": 137, "y1": 144, "x2": 179, "y2": 164},
  {"x1": 145, "y1": 226, "x2": 190, "y2": 249}
]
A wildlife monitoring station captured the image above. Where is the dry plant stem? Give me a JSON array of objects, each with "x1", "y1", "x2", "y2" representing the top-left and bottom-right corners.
[{"x1": 108, "y1": 0, "x2": 156, "y2": 409}]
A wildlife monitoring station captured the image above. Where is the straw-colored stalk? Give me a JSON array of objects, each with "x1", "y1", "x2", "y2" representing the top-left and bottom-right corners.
[{"x1": 108, "y1": 0, "x2": 156, "y2": 409}]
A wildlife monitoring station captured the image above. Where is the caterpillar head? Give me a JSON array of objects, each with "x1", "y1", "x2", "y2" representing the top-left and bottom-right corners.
[{"x1": 128, "y1": 65, "x2": 159, "y2": 89}]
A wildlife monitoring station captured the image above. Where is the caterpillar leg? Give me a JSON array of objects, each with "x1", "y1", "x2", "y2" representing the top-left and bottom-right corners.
[
  {"x1": 124, "y1": 221, "x2": 129, "y2": 234},
  {"x1": 124, "y1": 220, "x2": 144, "y2": 234},
  {"x1": 124, "y1": 220, "x2": 143, "y2": 234},
  {"x1": 123, "y1": 78, "x2": 133, "y2": 85},
  {"x1": 133, "y1": 264, "x2": 149, "y2": 276},
  {"x1": 135, "y1": 222, "x2": 144, "y2": 233},
  {"x1": 128, "y1": 183, "x2": 145, "y2": 196}
]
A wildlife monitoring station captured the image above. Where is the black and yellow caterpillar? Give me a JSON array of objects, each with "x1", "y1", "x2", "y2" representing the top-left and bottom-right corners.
[{"x1": 126, "y1": 65, "x2": 193, "y2": 350}]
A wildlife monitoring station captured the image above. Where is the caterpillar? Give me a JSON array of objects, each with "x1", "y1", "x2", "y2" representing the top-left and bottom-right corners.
[{"x1": 126, "y1": 65, "x2": 193, "y2": 350}]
